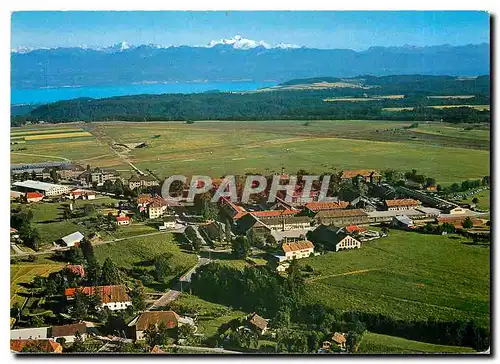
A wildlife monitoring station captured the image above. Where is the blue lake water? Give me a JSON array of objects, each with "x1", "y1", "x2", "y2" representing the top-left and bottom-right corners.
[{"x1": 11, "y1": 81, "x2": 277, "y2": 105}]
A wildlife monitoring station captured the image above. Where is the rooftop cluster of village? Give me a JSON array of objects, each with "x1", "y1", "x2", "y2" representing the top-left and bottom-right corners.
[{"x1": 10, "y1": 162, "x2": 490, "y2": 353}]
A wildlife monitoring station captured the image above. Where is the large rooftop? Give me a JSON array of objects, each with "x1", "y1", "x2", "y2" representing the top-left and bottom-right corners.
[{"x1": 13, "y1": 180, "x2": 67, "y2": 192}]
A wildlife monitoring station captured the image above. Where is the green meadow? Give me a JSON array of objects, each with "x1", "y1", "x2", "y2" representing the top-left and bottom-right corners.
[{"x1": 300, "y1": 230, "x2": 490, "y2": 329}]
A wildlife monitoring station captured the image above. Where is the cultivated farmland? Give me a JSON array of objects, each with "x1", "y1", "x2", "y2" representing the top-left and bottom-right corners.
[{"x1": 300, "y1": 230, "x2": 490, "y2": 329}]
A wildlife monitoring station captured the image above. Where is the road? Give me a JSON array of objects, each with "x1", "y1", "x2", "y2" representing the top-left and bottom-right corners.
[
  {"x1": 168, "y1": 344, "x2": 242, "y2": 354},
  {"x1": 148, "y1": 290, "x2": 181, "y2": 311}
]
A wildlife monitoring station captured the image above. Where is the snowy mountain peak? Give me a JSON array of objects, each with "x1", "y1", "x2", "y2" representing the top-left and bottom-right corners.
[{"x1": 204, "y1": 35, "x2": 299, "y2": 50}]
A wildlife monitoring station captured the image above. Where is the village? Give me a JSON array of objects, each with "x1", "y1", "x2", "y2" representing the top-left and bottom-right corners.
[{"x1": 9, "y1": 161, "x2": 490, "y2": 353}]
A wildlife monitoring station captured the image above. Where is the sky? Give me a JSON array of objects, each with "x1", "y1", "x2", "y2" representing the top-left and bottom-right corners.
[{"x1": 11, "y1": 11, "x2": 490, "y2": 50}]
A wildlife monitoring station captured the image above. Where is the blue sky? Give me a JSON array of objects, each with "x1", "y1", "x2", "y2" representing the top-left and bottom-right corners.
[{"x1": 11, "y1": 11, "x2": 490, "y2": 50}]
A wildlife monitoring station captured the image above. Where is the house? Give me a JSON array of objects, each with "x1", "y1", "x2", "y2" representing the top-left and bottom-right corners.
[
  {"x1": 11, "y1": 227, "x2": 20, "y2": 241},
  {"x1": 50, "y1": 323, "x2": 87, "y2": 343},
  {"x1": 10, "y1": 339, "x2": 62, "y2": 353},
  {"x1": 57, "y1": 164, "x2": 86, "y2": 181},
  {"x1": 392, "y1": 215, "x2": 415, "y2": 229},
  {"x1": 158, "y1": 216, "x2": 177, "y2": 231},
  {"x1": 65, "y1": 264, "x2": 85, "y2": 277},
  {"x1": 341, "y1": 170, "x2": 381, "y2": 183},
  {"x1": 65, "y1": 285, "x2": 132, "y2": 311},
  {"x1": 276, "y1": 262, "x2": 290, "y2": 273},
  {"x1": 262, "y1": 216, "x2": 311, "y2": 231},
  {"x1": 303, "y1": 201, "x2": 349, "y2": 216},
  {"x1": 250, "y1": 209, "x2": 299, "y2": 220},
  {"x1": 447, "y1": 206, "x2": 467, "y2": 215},
  {"x1": 10, "y1": 190, "x2": 25, "y2": 200},
  {"x1": 343, "y1": 225, "x2": 367, "y2": 235},
  {"x1": 133, "y1": 311, "x2": 194, "y2": 341},
  {"x1": 309, "y1": 224, "x2": 362, "y2": 252},
  {"x1": 77, "y1": 167, "x2": 120, "y2": 187},
  {"x1": 59, "y1": 231, "x2": 84, "y2": 247},
  {"x1": 314, "y1": 209, "x2": 370, "y2": 227},
  {"x1": 247, "y1": 313, "x2": 269, "y2": 335},
  {"x1": 148, "y1": 200, "x2": 168, "y2": 219},
  {"x1": 128, "y1": 175, "x2": 159, "y2": 190},
  {"x1": 271, "y1": 228, "x2": 311, "y2": 244},
  {"x1": 219, "y1": 196, "x2": 248, "y2": 221},
  {"x1": 116, "y1": 216, "x2": 131, "y2": 226},
  {"x1": 10, "y1": 327, "x2": 49, "y2": 340},
  {"x1": 281, "y1": 241, "x2": 315, "y2": 260},
  {"x1": 26, "y1": 192, "x2": 44, "y2": 203},
  {"x1": 69, "y1": 189, "x2": 96, "y2": 200},
  {"x1": 384, "y1": 199, "x2": 421, "y2": 211},
  {"x1": 13, "y1": 180, "x2": 71, "y2": 196},
  {"x1": 331, "y1": 332, "x2": 347, "y2": 351}
]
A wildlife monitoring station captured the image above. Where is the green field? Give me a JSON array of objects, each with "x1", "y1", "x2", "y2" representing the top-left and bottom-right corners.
[
  {"x1": 12, "y1": 197, "x2": 119, "y2": 246},
  {"x1": 457, "y1": 189, "x2": 491, "y2": 210},
  {"x1": 11, "y1": 263, "x2": 65, "y2": 307},
  {"x1": 94, "y1": 233, "x2": 197, "y2": 270},
  {"x1": 301, "y1": 230, "x2": 490, "y2": 328},
  {"x1": 11, "y1": 120, "x2": 489, "y2": 184},
  {"x1": 357, "y1": 332, "x2": 477, "y2": 354},
  {"x1": 169, "y1": 294, "x2": 246, "y2": 338}
]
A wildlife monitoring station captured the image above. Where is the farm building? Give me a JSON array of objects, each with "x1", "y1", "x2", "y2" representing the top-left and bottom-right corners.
[
  {"x1": 77, "y1": 167, "x2": 120, "y2": 187},
  {"x1": 10, "y1": 327, "x2": 49, "y2": 340},
  {"x1": 50, "y1": 323, "x2": 88, "y2": 343},
  {"x1": 384, "y1": 199, "x2": 421, "y2": 211},
  {"x1": 314, "y1": 209, "x2": 370, "y2": 227},
  {"x1": 271, "y1": 228, "x2": 311, "y2": 244},
  {"x1": 13, "y1": 180, "x2": 71, "y2": 196},
  {"x1": 247, "y1": 313, "x2": 269, "y2": 335},
  {"x1": 59, "y1": 231, "x2": 84, "y2": 247},
  {"x1": 131, "y1": 311, "x2": 194, "y2": 341},
  {"x1": 219, "y1": 196, "x2": 248, "y2": 221},
  {"x1": 65, "y1": 285, "x2": 132, "y2": 311},
  {"x1": 250, "y1": 209, "x2": 299, "y2": 220},
  {"x1": 392, "y1": 215, "x2": 415, "y2": 229},
  {"x1": 69, "y1": 189, "x2": 96, "y2": 200},
  {"x1": 308, "y1": 224, "x2": 362, "y2": 252},
  {"x1": 263, "y1": 216, "x2": 311, "y2": 231},
  {"x1": 303, "y1": 201, "x2": 349, "y2": 216},
  {"x1": 331, "y1": 332, "x2": 347, "y2": 351},
  {"x1": 158, "y1": 216, "x2": 177, "y2": 230},
  {"x1": 341, "y1": 170, "x2": 381, "y2": 183},
  {"x1": 281, "y1": 241, "x2": 315, "y2": 260},
  {"x1": 26, "y1": 192, "x2": 44, "y2": 203}
]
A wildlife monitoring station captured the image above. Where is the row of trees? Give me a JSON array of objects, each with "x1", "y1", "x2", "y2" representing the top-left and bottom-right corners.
[{"x1": 11, "y1": 207, "x2": 41, "y2": 250}]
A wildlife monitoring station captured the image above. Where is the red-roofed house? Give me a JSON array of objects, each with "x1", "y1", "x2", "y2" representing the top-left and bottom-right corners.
[
  {"x1": 26, "y1": 192, "x2": 44, "y2": 203},
  {"x1": 304, "y1": 201, "x2": 349, "y2": 215},
  {"x1": 116, "y1": 216, "x2": 131, "y2": 226},
  {"x1": 65, "y1": 285, "x2": 132, "y2": 311},
  {"x1": 66, "y1": 264, "x2": 85, "y2": 277},
  {"x1": 10, "y1": 339, "x2": 62, "y2": 353},
  {"x1": 344, "y1": 225, "x2": 367, "y2": 234}
]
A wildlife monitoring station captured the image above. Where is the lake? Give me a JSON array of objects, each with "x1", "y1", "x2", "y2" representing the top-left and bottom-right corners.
[{"x1": 10, "y1": 81, "x2": 276, "y2": 105}]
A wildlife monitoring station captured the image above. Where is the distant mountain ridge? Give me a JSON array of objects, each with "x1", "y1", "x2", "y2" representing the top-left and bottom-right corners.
[{"x1": 11, "y1": 42, "x2": 489, "y2": 89}]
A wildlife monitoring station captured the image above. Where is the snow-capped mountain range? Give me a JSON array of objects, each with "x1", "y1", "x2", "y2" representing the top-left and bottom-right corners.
[
  {"x1": 11, "y1": 35, "x2": 301, "y2": 53},
  {"x1": 11, "y1": 40, "x2": 489, "y2": 89}
]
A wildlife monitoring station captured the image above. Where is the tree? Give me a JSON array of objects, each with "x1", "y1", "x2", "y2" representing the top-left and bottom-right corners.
[
  {"x1": 425, "y1": 177, "x2": 436, "y2": 187},
  {"x1": 144, "y1": 322, "x2": 170, "y2": 347},
  {"x1": 101, "y1": 258, "x2": 122, "y2": 285},
  {"x1": 86, "y1": 260, "x2": 102, "y2": 286},
  {"x1": 62, "y1": 206, "x2": 73, "y2": 220},
  {"x1": 345, "y1": 331, "x2": 361, "y2": 353},
  {"x1": 130, "y1": 282, "x2": 147, "y2": 312},
  {"x1": 50, "y1": 168, "x2": 59, "y2": 183},
  {"x1": 83, "y1": 204, "x2": 96, "y2": 217},
  {"x1": 154, "y1": 253, "x2": 174, "y2": 283},
  {"x1": 56, "y1": 337, "x2": 66, "y2": 347},
  {"x1": 224, "y1": 219, "x2": 232, "y2": 242},
  {"x1": 201, "y1": 200, "x2": 219, "y2": 221},
  {"x1": 72, "y1": 290, "x2": 89, "y2": 321},
  {"x1": 71, "y1": 331, "x2": 85, "y2": 352},
  {"x1": 19, "y1": 224, "x2": 41, "y2": 251},
  {"x1": 30, "y1": 314, "x2": 45, "y2": 327},
  {"x1": 114, "y1": 179, "x2": 124, "y2": 197},
  {"x1": 381, "y1": 226, "x2": 390, "y2": 235},
  {"x1": 472, "y1": 197, "x2": 479, "y2": 205},
  {"x1": 265, "y1": 232, "x2": 277, "y2": 247},
  {"x1": 231, "y1": 236, "x2": 251, "y2": 259},
  {"x1": 178, "y1": 324, "x2": 197, "y2": 345},
  {"x1": 462, "y1": 217, "x2": 474, "y2": 229}
]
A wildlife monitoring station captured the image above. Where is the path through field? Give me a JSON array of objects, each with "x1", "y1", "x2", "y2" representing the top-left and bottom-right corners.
[
  {"x1": 306, "y1": 268, "x2": 381, "y2": 283},
  {"x1": 11, "y1": 152, "x2": 70, "y2": 162}
]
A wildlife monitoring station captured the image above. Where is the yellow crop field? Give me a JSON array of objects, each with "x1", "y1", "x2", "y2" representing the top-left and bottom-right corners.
[
  {"x1": 324, "y1": 95, "x2": 404, "y2": 102},
  {"x1": 427, "y1": 95, "x2": 475, "y2": 99},
  {"x1": 428, "y1": 105, "x2": 490, "y2": 111},
  {"x1": 24, "y1": 131, "x2": 92, "y2": 140},
  {"x1": 11, "y1": 128, "x2": 83, "y2": 136}
]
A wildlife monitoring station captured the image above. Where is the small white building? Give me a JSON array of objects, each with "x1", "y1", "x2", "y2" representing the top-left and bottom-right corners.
[
  {"x1": 116, "y1": 216, "x2": 130, "y2": 226},
  {"x1": 10, "y1": 327, "x2": 49, "y2": 340},
  {"x1": 65, "y1": 285, "x2": 132, "y2": 311}
]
